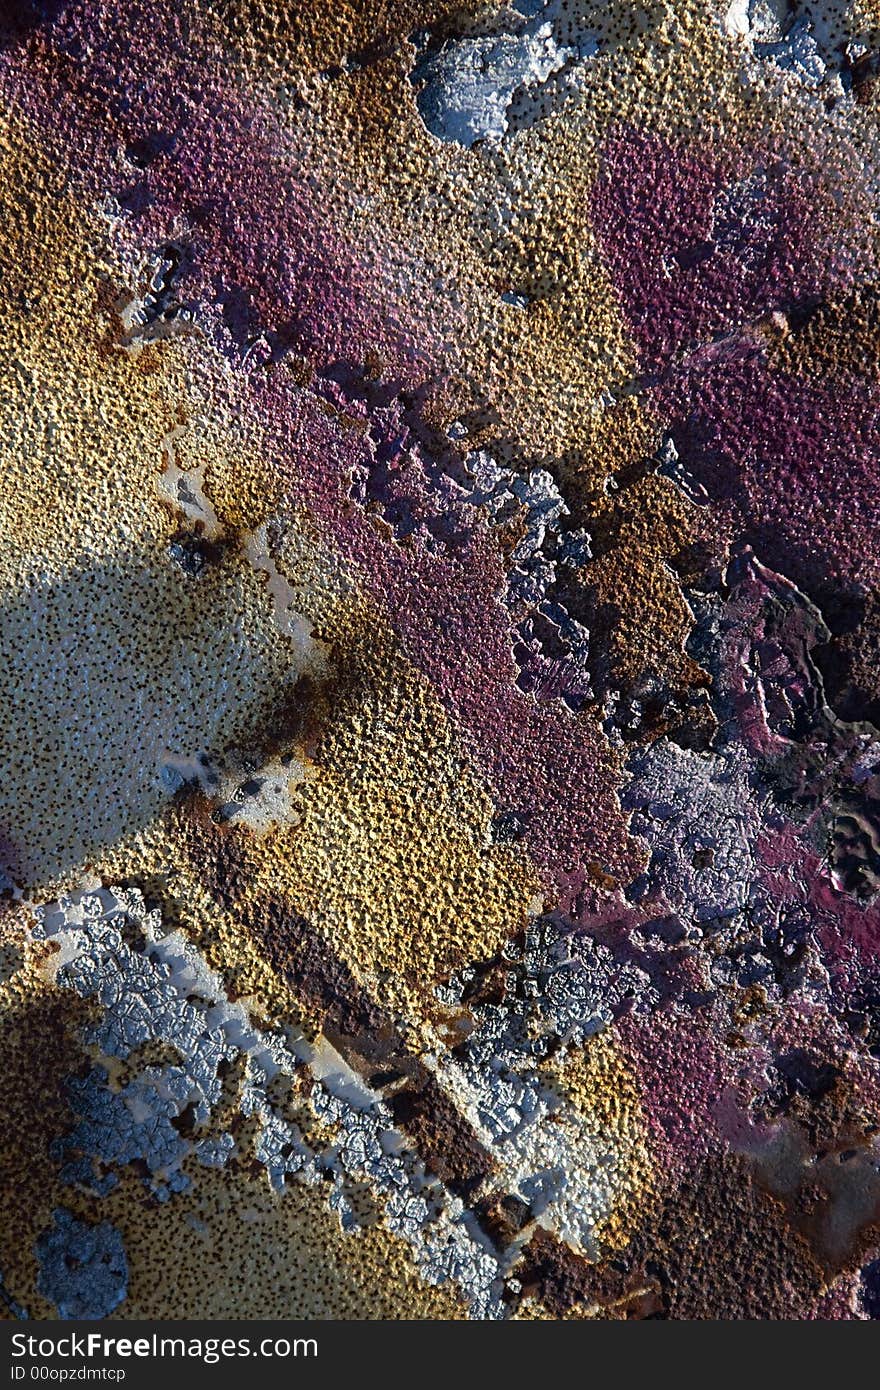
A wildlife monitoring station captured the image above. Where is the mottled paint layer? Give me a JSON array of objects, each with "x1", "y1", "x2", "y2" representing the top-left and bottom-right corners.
[{"x1": 2, "y1": 0, "x2": 880, "y2": 1321}]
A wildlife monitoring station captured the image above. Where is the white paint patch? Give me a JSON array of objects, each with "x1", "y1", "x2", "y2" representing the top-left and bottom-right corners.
[
  {"x1": 411, "y1": 3, "x2": 601, "y2": 148},
  {"x1": 244, "y1": 523, "x2": 326, "y2": 668},
  {"x1": 158, "y1": 426, "x2": 223, "y2": 538}
]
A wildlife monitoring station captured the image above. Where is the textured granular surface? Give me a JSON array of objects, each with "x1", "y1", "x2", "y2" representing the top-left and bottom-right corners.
[{"x1": 2, "y1": 0, "x2": 880, "y2": 1320}]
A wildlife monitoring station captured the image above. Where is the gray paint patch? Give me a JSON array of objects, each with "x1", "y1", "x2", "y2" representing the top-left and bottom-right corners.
[{"x1": 36, "y1": 1208, "x2": 127, "y2": 1320}]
